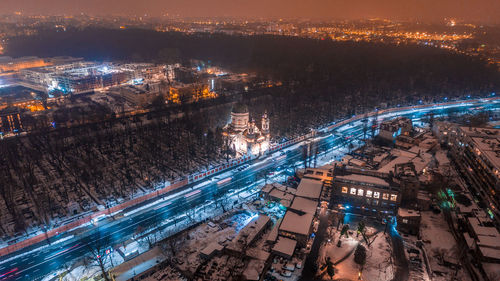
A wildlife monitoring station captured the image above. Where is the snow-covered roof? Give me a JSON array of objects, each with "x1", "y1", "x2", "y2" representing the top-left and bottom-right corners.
[
  {"x1": 272, "y1": 237, "x2": 297, "y2": 258},
  {"x1": 478, "y1": 246, "x2": 500, "y2": 260},
  {"x1": 290, "y1": 197, "x2": 318, "y2": 214},
  {"x1": 269, "y1": 189, "x2": 295, "y2": 201},
  {"x1": 460, "y1": 126, "x2": 500, "y2": 169},
  {"x1": 373, "y1": 153, "x2": 389, "y2": 164},
  {"x1": 377, "y1": 156, "x2": 413, "y2": 174},
  {"x1": 200, "y1": 242, "x2": 224, "y2": 257},
  {"x1": 235, "y1": 214, "x2": 271, "y2": 247},
  {"x1": 464, "y1": 232, "x2": 475, "y2": 249},
  {"x1": 113, "y1": 246, "x2": 165, "y2": 281},
  {"x1": 477, "y1": 234, "x2": 500, "y2": 249},
  {"x1": 335, "y1": 173, "x2": 390, "y2": 187},
  {"x1": 261, "y1": 184, "x2": 274, "y2": 194},
  {"x1": 247, "y1": 248, "x2": 271, "y2": 261},
  {"x1": 243, "y1": 259, "x2": 266, "y2": 281},
  {"x1": 266, "y1": 218, "x2": 282, "y2": 243},
  {"x1": 268, "y1": 189, "x2": 294, "y2": 208},
  {"x1": 279, "y1": 211, "x2": 314, "y2": 236},
  {"x1": 482, "y1": 262, "x2": 500, "y2": 281},
  {"x1": 468, "y1": 217, "x2": 500, "y2": 237},
  {"x1": 397, "y1": 208, "x2": 421, "y2": 218},
  {"x1": 295, "y1": 178, "x2": 323, "y2": 200}
]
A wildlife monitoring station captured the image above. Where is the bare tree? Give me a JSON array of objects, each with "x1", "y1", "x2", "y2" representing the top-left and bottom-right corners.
[{"x1": 86, "y1": 232, "x2": 112, "y2": 281}]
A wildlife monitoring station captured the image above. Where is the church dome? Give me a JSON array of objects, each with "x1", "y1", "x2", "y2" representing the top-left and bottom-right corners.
[{"x1": 232, "y1": 102, "x2": 249, "y2": 114}]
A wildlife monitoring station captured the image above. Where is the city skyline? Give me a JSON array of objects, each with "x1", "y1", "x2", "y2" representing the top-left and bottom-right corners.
[
  {"x1": 1, "y1": 2, "x2": 500, "y2": 280},
  {"x1": 1, "y1": 0, "x2": 499, "y2": 24}
]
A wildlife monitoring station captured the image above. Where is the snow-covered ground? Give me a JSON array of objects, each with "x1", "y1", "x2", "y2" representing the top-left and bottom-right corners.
[
  {"x1": 419, "y1": 211, "x2": 471, "y2": 281},
  {"x1": 363, "y1": 233, "x2": 394, "y2": 281},
  {"x1": 316, "y1": 225, "x2": 393, "y2": 281}
]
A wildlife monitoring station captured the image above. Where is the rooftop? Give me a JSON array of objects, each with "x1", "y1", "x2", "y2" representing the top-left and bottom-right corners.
[
  {"x1": 290, "y1": 197, "x2": 318, "y2": 214},
  {"x1": 272, "y1": 236, "x2": 297, "y2": 258},
  {"x1": 279, "y1": 211, "x2": 314, "y2": 236},
  {"x1": 397, "y1": 208, "x2": 421, "y2": 217},
  {"x1": 233, "y1": 214, "x2": 270, "y2": 248},
  {"x1": 295, "y1": 178, "x2": 323, "y2": 200},
  {"x1": 460, "y1": 126, "x2": 500, "y2": 170},
  {"x1": 335, "y1": 173, "x2": 390, "y2": 187}
]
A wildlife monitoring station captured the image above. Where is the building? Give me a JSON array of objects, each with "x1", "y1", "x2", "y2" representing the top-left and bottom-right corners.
[
  {"x1": 448, "y1": 126, "x2": 500, "y2": 224},
  {"x1": 465, "y1": 215, "x2": 500, "y2": 264},
  {"x1": 278, "y1": 210, "x2": 315, "y2": 247},
  {"x1": 301, "y1": 167, "x2": 334, "y2": 182},
  {"x1": 223, "y1": 102, "x2": 270, "y2": 156},
  {"x1": 378, "y1": 117, "x2": 412, "y2": 143},
  {"x1": 272, "y1": 237, "x2": 297, "y2": 259},
  {"x1": 0, "y1": 107, "x2": 23, "y2": 134},
  {"x1": 295, "y1": 178, "x2": 323, "y2": 201},
  {"x1": 289, "y1": 197, "x2": 319, "y2": 215},
  {"x1": 227, "y1": 214, "x2": 271, "y2": 253},
  {"x1": 432, "y1": 121, "x2": 458, "y2": 145},
  {"x1": 18, "y1": 61, "x2": 138, "y2": 95},
  {"x1": 200, "y1": 242, "x2": 225, "y2": 259},
  {"x1": 260, "y1": 183, "x2": 296, "y2": 207},
  {"x1": 393, "y1": 162, "x2": 420, "y2": 204},
  {"x1": 333, "y1": 168, "x2": 400, "y2": 214},
  {"x1": 396, "y1": 208, "x2": 421, "y2": 235},
  {"x1": 277, "y1": 178, "x2": 320, "y2": 247}
]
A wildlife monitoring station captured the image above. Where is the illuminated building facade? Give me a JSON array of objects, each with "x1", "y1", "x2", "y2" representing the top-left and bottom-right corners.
[
  {"x1": 224, "y1": 102, "x2": 270, "y2": 156},
  {"x1": 333, "y1": 168, "x2": 401, "y2": 213},
  {"x1": 18, "y1": 62, "x2": 135, "y2": 95},
  {"x1": 448, "y1": 126, "x2": 500, "y2": 223},
  {"x1": 0, "y1": 108, "x2": 23, "y2": 135}
]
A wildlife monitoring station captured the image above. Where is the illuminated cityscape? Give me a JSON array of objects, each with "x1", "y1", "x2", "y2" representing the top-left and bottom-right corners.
[{"x1": 0, "y1": 1, "x2": 499, "y2": 281}]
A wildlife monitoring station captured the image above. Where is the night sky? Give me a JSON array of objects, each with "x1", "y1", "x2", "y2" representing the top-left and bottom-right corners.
[{"x1": 1, "y1": 0, "x2": 499, "y2": 23}]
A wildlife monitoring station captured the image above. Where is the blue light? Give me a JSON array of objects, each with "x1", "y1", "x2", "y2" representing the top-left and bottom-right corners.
[
  {"x1": 131, "y1": 78, "x2": 144, "y2": 85},
  {"x1": 345, "y1": 205, "x2": 350, "y2": 210},
  {"x1": 492, "y1": 93, "x2": 496, "y2": 97},
  {"x1": 51, "y1": 122, "x2": 56, "y2": 128},
  {"x1": 241, "y1": 213, "x2": 259, "y2": 227}
]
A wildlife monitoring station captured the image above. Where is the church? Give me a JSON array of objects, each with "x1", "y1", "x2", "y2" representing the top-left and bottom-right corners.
[{"x1": 223, "y1": 102, "x2": 270, "y2": 156}]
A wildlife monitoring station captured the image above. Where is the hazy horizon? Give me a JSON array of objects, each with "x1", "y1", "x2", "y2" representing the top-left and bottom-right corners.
[{"x1": 1, "y1": 0, "x2": 499, "y2": 24}]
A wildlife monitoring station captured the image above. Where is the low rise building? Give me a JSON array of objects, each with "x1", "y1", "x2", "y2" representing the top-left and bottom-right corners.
[
  {"x1": 272, "y1": 236, "x2": 297, "y2": 259},
  {"x1": 378, "y1": 117, "x2": 412, "y2": 144},
  {"x1": 466, "y1": 215, "x2": 500, "y2": 264},
  {"x1": 278, "y1": 210, "x2": 314, "y2": 247},
  {"x1": 227, "y1": 214, "x2": 271, "y2": 253},
  {"x1": 396, "y1": 208, "x2": 421, "y2": 235},
  {"x1": 295, "y1": 178, "x2": 323, "y2": 201},
  {"x1": 333, "y1": 170, "x2": 400, "y2": 213},
  {"x1": 301, "y1": 167, "x2": 334, "y2": 182}
]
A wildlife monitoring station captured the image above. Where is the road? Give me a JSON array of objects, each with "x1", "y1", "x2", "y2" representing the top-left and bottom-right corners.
[{"x1": 0, "y1": 99, "x2": 499, "y2": 280}]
